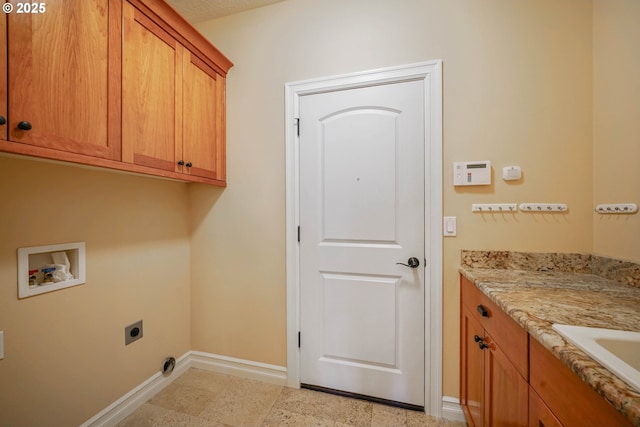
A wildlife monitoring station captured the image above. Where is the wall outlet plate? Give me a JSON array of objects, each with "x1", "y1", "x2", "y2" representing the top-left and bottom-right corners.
[{"x1": 125, "y1": 320, "x2": 143, "y2": 345}]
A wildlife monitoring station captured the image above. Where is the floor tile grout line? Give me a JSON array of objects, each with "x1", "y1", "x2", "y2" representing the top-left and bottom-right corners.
[{"x1": 117, "y1": 368, "x2": 466, "y2": 427}]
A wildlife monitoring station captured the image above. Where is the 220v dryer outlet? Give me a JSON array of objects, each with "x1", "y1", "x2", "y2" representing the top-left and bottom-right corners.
[{"x1": 125, "y1": 320, "x2": 143, "y2": 345}]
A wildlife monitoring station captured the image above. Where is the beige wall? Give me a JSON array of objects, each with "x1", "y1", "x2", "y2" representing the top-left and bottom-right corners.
[
  {"x1": 194, "y1": 0, "x2": 594, "y2": 397},
  {"x1": 593, "y1": 0, "x2": 640, "y2": 263},
  {"x1": 3, "y1": 1, "x2": 636, "y2": 424},
  {"x1": 0, "y1": 157, "x2": 191, "y2": 426}
]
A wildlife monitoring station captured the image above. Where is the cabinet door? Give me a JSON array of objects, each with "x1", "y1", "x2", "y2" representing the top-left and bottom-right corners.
[
  {"x1": 7, "y1": 0, "x2": 121, "y2": 159},
  {"x1": 530, "y1": 338, "x2": 632, "y2": 427},
  {"x1": 529, "y1": 387, "x2": 563, "y2": 427},
  {"x1": 122, "y1": 1, "x2": 183, "y2": 172},
  {"x1": 182, "y1": 51, "x2": 224, "y2": 181},
  {"x1": 0, "y1": 13, "x2": 7, "y2": 140},
  {"x1": 461, "y1": 305, "x2": 485, "y2": 427},
  {"x1": 483, "y1": 334, "x2": 528, "y2": 427}
]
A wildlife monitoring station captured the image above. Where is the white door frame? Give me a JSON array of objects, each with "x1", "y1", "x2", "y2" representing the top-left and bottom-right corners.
[{"x1": 284, "y1": 60, "x2": 443, "y2": 416}]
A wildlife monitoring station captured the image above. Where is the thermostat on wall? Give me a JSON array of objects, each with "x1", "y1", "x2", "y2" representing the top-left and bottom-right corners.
[
  {"x1": 502, "y1": 165, "x2": 522, "y2": 181},
  {"x1": 453, "y1": 160, "x2": 491, "y2": 186}
]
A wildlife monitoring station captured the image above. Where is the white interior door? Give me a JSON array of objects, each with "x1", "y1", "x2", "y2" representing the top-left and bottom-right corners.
[{"x1": 299, "y1": 80, "x2": 426, "y2": 406}]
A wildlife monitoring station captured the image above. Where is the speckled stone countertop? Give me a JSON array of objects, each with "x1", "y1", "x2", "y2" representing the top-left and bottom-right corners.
[{"x1": 459, "y1": 251, "x2": 640, "y2": 426}]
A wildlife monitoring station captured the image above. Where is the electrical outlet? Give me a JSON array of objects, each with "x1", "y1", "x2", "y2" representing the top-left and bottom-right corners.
[{"x1": 125, "y1": 320, "x2": 143, "y2": 345}]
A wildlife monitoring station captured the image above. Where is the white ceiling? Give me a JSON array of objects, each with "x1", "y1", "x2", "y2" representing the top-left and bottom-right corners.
[{"x1": 166, "y1": 0, "x2": 285, "y2": 24}]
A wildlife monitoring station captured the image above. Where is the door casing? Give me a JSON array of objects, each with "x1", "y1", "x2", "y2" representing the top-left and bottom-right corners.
[{"x1": 285, "y1": 60, "x2": 443, "y2": 416}]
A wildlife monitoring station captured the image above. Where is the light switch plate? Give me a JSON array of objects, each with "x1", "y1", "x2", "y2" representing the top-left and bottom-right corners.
[{"x1": 443, "y1": 216, "x2": 457, "y2": 236}]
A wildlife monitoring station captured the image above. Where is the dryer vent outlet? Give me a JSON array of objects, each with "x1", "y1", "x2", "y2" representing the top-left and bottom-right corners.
[{"x1": 162, "y1": 356, "x2": 176, "y2": 375}]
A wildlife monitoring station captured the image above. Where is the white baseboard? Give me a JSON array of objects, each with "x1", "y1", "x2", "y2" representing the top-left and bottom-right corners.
[
  {"x1": 189, "y1": 351, "x2": 287, "y2": 386},
  {"x1": 80, "y1": 352, "x2": 191, "y2": 427},
  {"x1": 441, "y1": 395, "x2": 466, "y2": 422},
  {"x1": 80, "y1": 351, "x2": 287, "y2": 427},
  {"x1": 82, "y1": 353, "x2": 460, "y2": 427}
]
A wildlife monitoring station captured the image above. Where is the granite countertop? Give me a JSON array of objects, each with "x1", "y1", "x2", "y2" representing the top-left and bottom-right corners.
[{"x1": 459, "y1": 251, "x2": 640, "y2": 426}]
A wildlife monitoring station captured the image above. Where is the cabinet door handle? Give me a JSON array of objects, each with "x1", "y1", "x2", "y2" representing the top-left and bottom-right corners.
[
  {"x1": 177, "y1": 160, "x2": 185, "y2": 166},
  {"x1": 473, "y1": 335, "x2": 489, "y2": 350},
  {"x1": 185, "y1": 162, "x2": 192, "y2": 168},
  {"x1": 17, "y1": 121, "x2": 32, "y2": 131},
  {"x1": 477, "y1": 305, "x2": 489, "y2": 318},
  {"x1": 0, "y1": 116, "x2": 5, "y2": 125}
]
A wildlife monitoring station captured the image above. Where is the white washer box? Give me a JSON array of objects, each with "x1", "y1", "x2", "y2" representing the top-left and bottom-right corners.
[{"x1": 17, "y1": 242, "x2": 86, "y2": 299}]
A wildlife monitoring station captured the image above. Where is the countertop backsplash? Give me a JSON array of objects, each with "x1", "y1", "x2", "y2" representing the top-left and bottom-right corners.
[{"x1": 461, "y1": 250, "x2": 640, "y2": 288}]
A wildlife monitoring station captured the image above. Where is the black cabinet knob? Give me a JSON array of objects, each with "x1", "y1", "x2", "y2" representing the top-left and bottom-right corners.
[
  {"x1": 0, "y1": 116, "x2": 6, "y2": 125},
  {"x1": 477, "y1": 305, "x2": 489, "y2": 318},
  {"x1": 17, "y1": 121, "x2": 32, "y2": 131},
  {"x1": 473, "y1": 334, "x2": 489, "y2": 349},
  {"x1": 185, "y1": 162, "x2": 192, "y2": 168},
  {"x1": 177, "y1": 160, "x2": 185, "y2": 166}
]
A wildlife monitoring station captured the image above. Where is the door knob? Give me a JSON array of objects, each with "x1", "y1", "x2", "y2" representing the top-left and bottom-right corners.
[
  {"x1": 396, "y1": 257, "x2": 420, "y2": 268},
  {"x1": 17, "y1": 121, "x2": 32, "y2": 131}
]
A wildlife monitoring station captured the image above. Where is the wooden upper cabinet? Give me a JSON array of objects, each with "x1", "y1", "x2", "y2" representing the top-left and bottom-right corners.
[
  {"x1": 123, "y1": 0, "x2": 230, "y2": 184},
  {"x1": 6, "y1": 0, "x2": 121, "y2": 159},
  {"x1": 0, "y1": 0, "x2": 232, "y2": 185},
  {"x1": 122, "y1": 2, "x2": 182, "y2": 171},
  {"x1": 183, "y1": 52, "x2": 225, "y2": 181}
]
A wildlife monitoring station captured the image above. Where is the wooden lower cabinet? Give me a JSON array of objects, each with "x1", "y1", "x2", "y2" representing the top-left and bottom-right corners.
[
  {"x1": 530, "y1": 338, "x2": 632, "y2": 427},
  {"x1": 460, "y1": 304, "x2": 528, "y2": 427},
  {"x1": 484, "y1": 332, "x2": 528, "y2": 426},
  {"x1": 461, "y1": 305, "x2": 484, "y2": 426},
  {"x1": 461, "y1": 274, "x2": 633, "y2": 427},
  {"x1": 529, "y1": 387, "x2": 562, "y2": 427}
]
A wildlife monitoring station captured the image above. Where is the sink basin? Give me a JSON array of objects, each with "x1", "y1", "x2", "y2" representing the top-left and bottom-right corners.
[{"x1": 552, "y1": 324, "x2": 640, "y2": 393}]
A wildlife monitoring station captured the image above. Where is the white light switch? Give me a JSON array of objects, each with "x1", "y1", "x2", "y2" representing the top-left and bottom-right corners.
[
  {"x1": 443, "y1": 216, "x2": 457, "y2": 236},
  {"x1": 0, "y1": 331, "x2": 4, "y2": 359}
]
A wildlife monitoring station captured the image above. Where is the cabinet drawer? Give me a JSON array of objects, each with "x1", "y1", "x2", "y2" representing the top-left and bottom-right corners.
[
  {"x1": 461, "y1": 276, "x2": 528, "y2": 378},
  {"x1": 529, "y1": 386, "x2": 563, "y2": 427},
  {"x1": 530, "y1": 338, "x2": 632, "y2": 427}
]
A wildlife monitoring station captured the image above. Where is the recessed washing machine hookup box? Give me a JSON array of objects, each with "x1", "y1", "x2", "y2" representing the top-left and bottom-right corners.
[{"x1": 17, "y1": 242, "x2": 86, "y2": 299}]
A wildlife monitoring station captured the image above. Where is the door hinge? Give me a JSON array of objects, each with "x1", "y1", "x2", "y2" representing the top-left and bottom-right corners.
[
  {"x1": 297, "y1": 226, "x2": 300, "y2": 242},
  {"x1": 298, "y1": 331, "x2": 301, "y2": 348},
  {"x1": 295, "y1": 118, "x2": 300, "y2": 137}
]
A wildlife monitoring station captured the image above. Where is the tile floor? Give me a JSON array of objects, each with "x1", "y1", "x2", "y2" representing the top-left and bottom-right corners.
[{"x1": 116, "y1": 368, "x2": 467, "y2": 427}]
